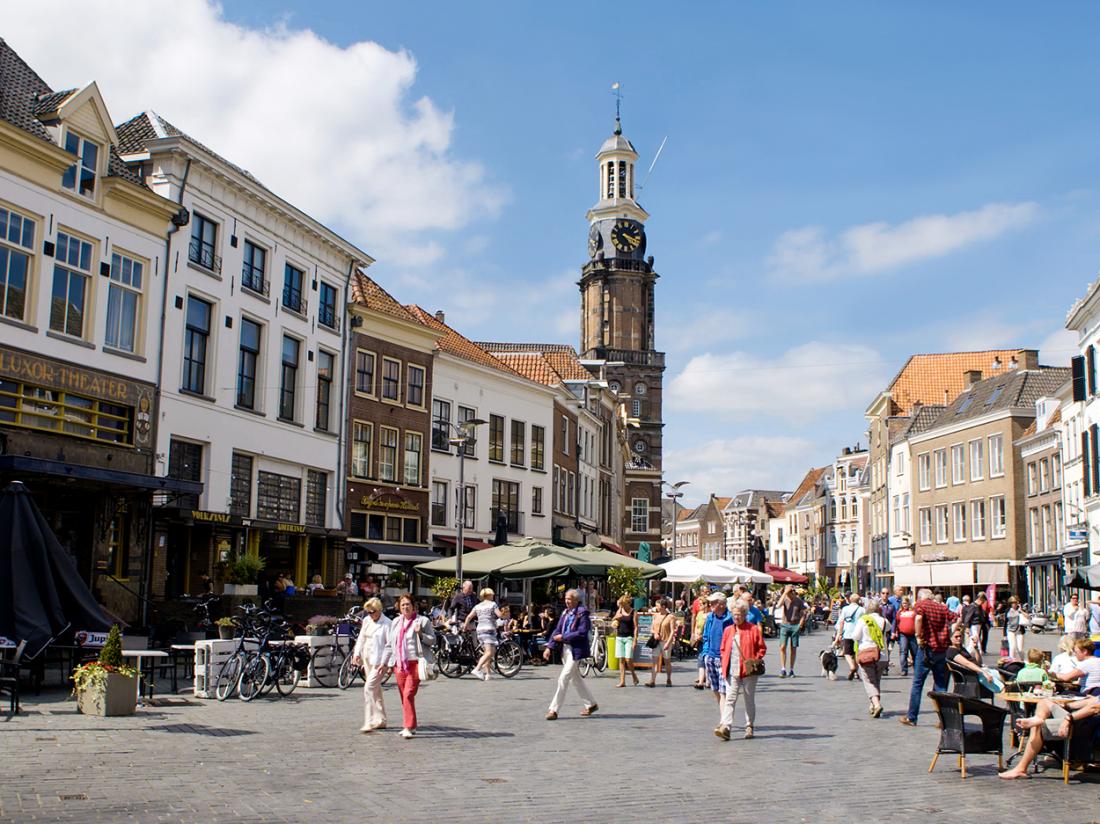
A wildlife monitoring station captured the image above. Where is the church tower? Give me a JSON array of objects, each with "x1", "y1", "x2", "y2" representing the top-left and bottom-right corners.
[{"x1": 580, "y1": 114, "x2": 664, "y2": 556}]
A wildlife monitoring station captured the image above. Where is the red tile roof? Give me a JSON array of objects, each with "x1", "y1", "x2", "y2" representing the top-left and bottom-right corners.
[
  {"x1": 789, "y1": 467, "x2": 828, "y2": 507},
  {"x1": 886, "y1": 350, "x2": 1038, "y2": 415},
  {"x1": 404, "y1": 305, "x2": 526, "y2": 377},
  {"x1": 350, "y1": 272, "x2": 419, "y2": 323},
  {"x1": 478, "y1": 343, "x2": 593, "y2": 386}
]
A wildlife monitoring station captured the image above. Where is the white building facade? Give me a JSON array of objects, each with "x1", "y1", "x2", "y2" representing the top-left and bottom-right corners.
[{"x1": 117, "y1": 112, "x2": 371, "y2": 593}]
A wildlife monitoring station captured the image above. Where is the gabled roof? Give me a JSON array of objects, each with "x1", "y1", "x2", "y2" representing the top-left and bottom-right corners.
[
  {"x1": 789, "y1": 467, "x2": 828, "y2": 508},
  {"x1": 885, "y1": 350, "x2": 1039, "y2": 416},
  {"x1": 478, "y1": 342, "x2": 593, "y2": 385},
  {"x1": 899, "y1": 404, "x2": 947, "y2": 440},
  {"x1": 678, "y1": 504, "x2": 706, "y2": 524},
  {"x1": 0, "y1": 39, "x2": 143, "y2": 187},
  {"x1": 405, "y1": 305, "x2": 525, "y2": 377},
  {"x1": 765, "y1": 501, "x2": 785, "y2": 518},
  {"x1": 350, "y1": 272, "x2": 419, "y2": 324},
  {"x1": 713, "y1": 496, "x2": 733, "y2": 511},
  {"x1": 726, "y1": 489, "x2": 790, "y2": 509},
  {"x1": 925, "y1": 367, "x2": 1071, "y2": 432}
]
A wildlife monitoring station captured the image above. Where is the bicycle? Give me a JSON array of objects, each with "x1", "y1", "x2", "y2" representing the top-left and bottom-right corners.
[
  {"x1": 215, "y1": 603, "x2": 264, "y2": 701},
  {"x1": 579, "y1": 621, "x2": 608, "y2": 678},
  {"x1": 310, "y1": 607, "x2": 362, "y2": 687}
]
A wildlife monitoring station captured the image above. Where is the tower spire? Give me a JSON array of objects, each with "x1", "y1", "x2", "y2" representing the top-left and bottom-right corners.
[{"x1": 611, "y1": 82, "x2": 622, "y2": 134}]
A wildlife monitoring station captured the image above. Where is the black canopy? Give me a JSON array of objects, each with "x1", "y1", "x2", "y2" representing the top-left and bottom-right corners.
[{"x1": 0, "y1": 481, "x2": 112, "y2": 659}]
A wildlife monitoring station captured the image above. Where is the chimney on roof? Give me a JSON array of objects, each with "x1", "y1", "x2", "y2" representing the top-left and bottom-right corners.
[
  {"x1": 1009, "y1": 357, "x2": 1019, "y2": 370},
  {"x1": 1020, "y1": 349, "x2": 1039, "y2": 369},
  {"x1": 434, "y1": 310, "x2": 445, "y2": 323},
  {"x1": 965, "y1": 369, "x2": 982, "y2": 387},
  {"x1": 842, "y1": 447, "x2": 851, "y2": 456}
]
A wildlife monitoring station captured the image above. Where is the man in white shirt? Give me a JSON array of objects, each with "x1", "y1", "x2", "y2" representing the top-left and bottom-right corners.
[{"x1": 1064, "y1": 593, "x2": 1089, "y2": 640}]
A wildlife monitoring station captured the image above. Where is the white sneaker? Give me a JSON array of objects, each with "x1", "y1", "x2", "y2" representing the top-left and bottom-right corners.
[{"x1": 400, "y1": 728, "x2": 414, "y2": 739}]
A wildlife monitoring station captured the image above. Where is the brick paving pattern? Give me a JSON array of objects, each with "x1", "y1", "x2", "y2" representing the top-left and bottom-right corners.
[{"x1": 0, "y1": 629, "x2": 1097, "y2": 822}]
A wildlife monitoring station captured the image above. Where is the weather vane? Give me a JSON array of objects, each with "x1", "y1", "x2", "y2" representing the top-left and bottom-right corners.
[{"x1": 611, "y1": 82, "x2": 623, "y2": 133}]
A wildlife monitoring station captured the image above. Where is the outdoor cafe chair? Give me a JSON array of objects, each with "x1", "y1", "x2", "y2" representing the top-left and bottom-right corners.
[
  {"x1": 0, "y1": 640, "x2": 28, "y2": 717},
  {"x1": 927, "y1": 691, "x2": 1009, "y2": 779}
]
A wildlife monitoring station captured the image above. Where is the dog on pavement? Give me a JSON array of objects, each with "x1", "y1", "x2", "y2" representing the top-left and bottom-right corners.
[{"x1": 819, "y1": 647, "x2": 838, "y2": 680}]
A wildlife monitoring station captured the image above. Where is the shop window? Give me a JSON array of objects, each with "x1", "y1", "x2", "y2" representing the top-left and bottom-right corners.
[
  {"x1": 306, "y1": 470, "x2": 327, "y2": 527},
  {"x1": 256, "y1": 471, "x2": 300, "y2": 523}
]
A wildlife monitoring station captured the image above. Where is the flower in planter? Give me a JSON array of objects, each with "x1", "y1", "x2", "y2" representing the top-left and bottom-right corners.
[{"x1": 71, "y1": 625, "x2": 138, "y2": 695}]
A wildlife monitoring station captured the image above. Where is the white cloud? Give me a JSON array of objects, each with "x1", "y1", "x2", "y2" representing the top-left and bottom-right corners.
[
  {"x1": 660, "y1": 309, "x2": 756, "y2": 352},
  {"x1": 664, "y1": 436, "x2": 818, "y2": 504},
  {"x1": 768, "y1": 202, "x2": 1039, "y2": 282},
  {"x1": 668, "y1": 342, "x2": 888, "y2": 425},
  {"x1": 1038, "y1": 327, "x2": 1078, "y2": 365},
  {"x1": 3, "y1": 1, "x2": 505, "y2": 266}
]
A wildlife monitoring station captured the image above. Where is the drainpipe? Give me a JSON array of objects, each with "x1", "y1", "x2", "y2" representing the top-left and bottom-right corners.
[
  {"x1": 142, "y1": 157, "x2": 190, "y2": 627},
  {"x1": 335, "y1": 260, "x2": 357, "y2": 576}
]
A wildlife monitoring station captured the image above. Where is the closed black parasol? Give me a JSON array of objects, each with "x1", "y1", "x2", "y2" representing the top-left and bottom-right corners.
[
  {"x1": 493, "y1": 511, "x2": 509, "y2": 547},
  {"x1": 749, "y1": 535, "x2": 768, "y2": 602},
  {"x1": 0, "y1": 481, "x2": 111, "y2": 659}
]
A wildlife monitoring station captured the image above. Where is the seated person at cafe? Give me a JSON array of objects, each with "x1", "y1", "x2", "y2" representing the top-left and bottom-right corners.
[
  {"x1": 1050, "y1": 636, "x2": 1079, "y2": 679},
  {"x1": 1050, "y1": 638, "x2": 1100, "y2": 697},
  {"x1": 1015, "y1": 648, "x2": 1054, "y2": 690},
  {"x1": 999, "y1": 694, "x2": 1100, "y2": 780},
  {"x1": 308, "y1": 574, "x2": 325, "y2": 593}
]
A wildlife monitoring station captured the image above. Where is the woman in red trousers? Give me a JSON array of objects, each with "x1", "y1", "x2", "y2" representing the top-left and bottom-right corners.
[{"x1": 384, "y1": 593, "x2": 435, "y2": 739}]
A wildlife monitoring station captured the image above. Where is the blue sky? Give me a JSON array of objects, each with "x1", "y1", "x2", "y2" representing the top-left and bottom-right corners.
[{"x1": 10, "y1": 2, "x2": 1100, "y2": 505}]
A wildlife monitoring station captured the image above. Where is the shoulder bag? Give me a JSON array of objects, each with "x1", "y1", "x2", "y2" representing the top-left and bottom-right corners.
[
  {"x1": 856, "y1": 617, "x2": 882, "y2": 665},
  {"x1": 734, "y1": 630, "x2": 765, "y2": 677},
  {"x1": 414, "y1": 620, "x2": 439, "y2": 682}
]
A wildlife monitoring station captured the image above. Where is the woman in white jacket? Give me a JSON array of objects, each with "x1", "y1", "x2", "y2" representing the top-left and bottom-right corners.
[
  {"x1": 384, "y1": 593, "x2": 436, "y2": 739},
  {"x1": 351, "y1": 598, "x2": 391, "y2": 733}
]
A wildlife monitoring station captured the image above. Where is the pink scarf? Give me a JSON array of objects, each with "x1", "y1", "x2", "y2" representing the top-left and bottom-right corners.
[{"x1": 394, "y1": 613, "x2": 416, "y2": 673}]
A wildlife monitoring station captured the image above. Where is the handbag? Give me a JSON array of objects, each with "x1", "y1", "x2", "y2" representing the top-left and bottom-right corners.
[
  {"x1": 734, "y1": 631, "x2": 765, "y2": 677},
  {"x1": 856, "y1": 644, "x2": 881, "y2": 665},
  {"x1": 645, "y1": 635, "x2": 660, "y2": 649},
  {"x1": 414, "y1": 622, "x2": 439, "y2": 682}
]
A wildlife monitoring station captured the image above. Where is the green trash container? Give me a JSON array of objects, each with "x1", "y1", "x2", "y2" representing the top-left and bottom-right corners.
[{"x1": 606, "y1": 634, "x2": 618, "y2": 671}]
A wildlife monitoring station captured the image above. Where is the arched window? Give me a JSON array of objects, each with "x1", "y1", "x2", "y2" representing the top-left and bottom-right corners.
[{"x1": 606, "y1": 161, "x2": 615, "y2": 199}]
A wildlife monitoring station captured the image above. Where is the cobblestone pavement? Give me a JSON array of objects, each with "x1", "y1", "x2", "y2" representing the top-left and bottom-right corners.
[{"x1": 1, "y1": 629, "x2": 1097, "y2": 823}]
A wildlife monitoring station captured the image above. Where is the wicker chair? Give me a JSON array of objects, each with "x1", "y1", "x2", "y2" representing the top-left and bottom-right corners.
[
  {"x1": 0, "y1": 641, "x2": 28, "y2": 716},
  {"x1": 946, "y1": 659, "x2": 994, "y2": 701},
  {"x1": 928, "y1": 691, "x2": 1009, "y2": 778}
]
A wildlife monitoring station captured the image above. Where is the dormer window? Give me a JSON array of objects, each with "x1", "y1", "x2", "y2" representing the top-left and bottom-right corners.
[{"x1": 61, "y1": 131, "x2": 99, "y2": 198}]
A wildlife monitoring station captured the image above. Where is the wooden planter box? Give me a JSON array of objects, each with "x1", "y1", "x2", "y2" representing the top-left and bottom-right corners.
[{"x1": 77, "y1": 672, "x2": 137, "y2": 716}]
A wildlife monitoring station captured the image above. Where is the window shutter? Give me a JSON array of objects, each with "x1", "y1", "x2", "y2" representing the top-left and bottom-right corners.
[
  {"x1": 1072, "y1": 355, "x2": 1087, "y2": 402},
  {"x1": 1092, "y1": 424, "x2": 1100, "y2": 495},
  {"x1": 1083, "y1": 430, "x2": 1092, "y2": 498},
  {"x1": 1089, "y1": 346, "x2": 1097, "y2": 396}
]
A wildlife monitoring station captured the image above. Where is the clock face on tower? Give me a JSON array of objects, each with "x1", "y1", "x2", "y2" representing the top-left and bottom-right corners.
[
  {"x1": 588, "y1": 224, "x2": 603, "y2": 257},
  {"x1": 610, "y1": 219, "x2": 644, "y2": 254}
]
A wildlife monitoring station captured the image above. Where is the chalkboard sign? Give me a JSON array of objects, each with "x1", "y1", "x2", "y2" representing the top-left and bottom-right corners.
[{"x1": 634, "y1": 612, "x2": 655, "y2": 666}]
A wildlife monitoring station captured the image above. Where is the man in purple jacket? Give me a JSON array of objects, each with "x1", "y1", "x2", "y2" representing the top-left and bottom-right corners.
[{"x1": 544, "y1": 589, "x2": 598, "y2": 720}]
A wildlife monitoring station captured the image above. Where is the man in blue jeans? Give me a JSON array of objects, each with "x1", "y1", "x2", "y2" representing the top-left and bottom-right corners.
[{"x1": 901, "y1": 588, "x2": 952, "y2": 726}]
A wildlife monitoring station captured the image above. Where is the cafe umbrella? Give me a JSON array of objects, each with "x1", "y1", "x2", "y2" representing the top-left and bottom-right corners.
[
  {"x1": 1067, "y1": 563, "x2": 1100, "y2": 591},
  {"x1": 748, "y1": 535, "x2": 769, "y2": 601},
  {"x1": 0, "y1": 481, "x2": 112, "y2": 659}
]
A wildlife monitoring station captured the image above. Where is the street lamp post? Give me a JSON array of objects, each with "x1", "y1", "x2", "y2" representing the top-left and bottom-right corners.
[
  {"x1": 448, "y1": 418, "x2": 486, "y2": 583},
  {"x1": 660, "y1": 475, "x2": 686, "y2": 558}
]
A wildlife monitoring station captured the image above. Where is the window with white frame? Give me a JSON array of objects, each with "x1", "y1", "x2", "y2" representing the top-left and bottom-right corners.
[
  {"x1": 902, "y1": 492, "x2": 910, "y2": 532},
  {"x1": 355, "y1": 350, "x2": 375, "y2": 395},
  {"x1": 50, "y1": 231, "x2": 92, "y2": 338},
  {"x1": 403, "y1": 432, "x2": 422, "y2": 487},
  {"x1": 969, "y1": 439, "x2": 984, "y2": 481},
  {"x1": 431, "y1": 480, "x2": 448, "y2": 527},
  {"x1": 1028, "y1": 507, "x2": 1040, "y2": 554},
  {"x1": 935, "y1": 505, "x2": 949, "y2": 544},
  {"x1": 378, "y1": 426, "x2": 398, "y2": 482},
  {"x1": 1052, "y1": 453, "x2": 1062, "y2": 488},
  {"x1": 989, "y1": 434, "x2": 1004, "y2": 476},
  {"x1": 1027, "y1": 462, "x2": 1038, "y2": 495},
  {"x1": 919, "y1": 507, "x2": 932, "y2": 545},
  {"x1": 951, "y1": 444, "x2": 965, "y2": 484},
  {"x1": 892, "y1": 495, "x2": 900, "y2": 531},
  {"x1": 352, "y1": 422, "x2": 372, "y2": 478},
  {"x1": 62, "y1": 131, "x2": 99, "y2": 197},
  {"x1": 990, "y1": 495, "x2": 1006, "y2": 538},
  {"x1": 918, "y1": 452, "x2": 931, "y2": 490},
  {"x1": 0, "y1": 206, "x2": 34, "y2": 322},
  {"x1": 952, "y1": 502, "x2": 967, "y2": 541},
  {"x1": 1039, "y1": 458, "x2": 1050, "y2": 492},
  {"x1": 971, "y1": 499, "x2": 986, "y2": 539},
  {"x1": 631, "y1": 498, "x2": 649, "y2": 533},
  {"x1": 934, "y1": 449, "x2": 948, "y2": 488}
]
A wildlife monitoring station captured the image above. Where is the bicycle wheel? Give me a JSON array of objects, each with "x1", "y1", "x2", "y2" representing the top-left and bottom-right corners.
[
  {"x1": 259, "y1": 652, "x2": 279, "y2": 695},
  {"x1": 274, "y1": 654, "x2": 300, "y2": 696},
  {"x1": 579, "y1": 657, "x2": 593, "y2": 678},
  {"x1": 215, "y1": 652, "x2": 244, "y2": 701},
  {"x1": 592, "y1": 636, "x2": 608, "y2": 672},
  {"x1": 310, "y1": 643, "x2": 341, "y2": 687},
  {"x1": 381, "y1": 667, "x2": 393, "y2": 685},
  {"x1": 337, "y1": 653, "x2": 361, "y2": 690},
  {"x1": 238, "y1": 654, "x2": 269, "y2": 702},
  {"x1": 494, "y1": 640, "x2": 524, "y2": 678},
  {"x1": 437, "y1": 643, "x2": 466, "y2": 678}
]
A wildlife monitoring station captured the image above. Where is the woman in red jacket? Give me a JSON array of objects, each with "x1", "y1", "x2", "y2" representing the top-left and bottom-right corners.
[{"x1": 715, "y1": 604, "x2": 766, "y2": 741}]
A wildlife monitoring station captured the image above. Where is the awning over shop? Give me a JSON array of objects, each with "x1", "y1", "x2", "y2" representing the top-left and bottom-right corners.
[
  {"x1": 600, "y1": 539, "x2": 629, "y2": 557},
  {"x1": 894, "y1": 560, "x2": 1010, "y2": 588},
  {"x1": 434, "y1": 535, "x2": 494, "y2": 551},
  {"x1": 346, "y1": 540, "x2": 440, "y2": 565},
  {"x1": 0, "y1": 455, "x2": 203, "y2": 495}
]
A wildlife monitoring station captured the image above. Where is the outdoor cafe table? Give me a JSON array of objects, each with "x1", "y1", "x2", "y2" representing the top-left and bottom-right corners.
[
  {"x1": 999, "y1": 691, "x2": 1084, "y2": 706},
  {"x1": 120, "y1": 649, "x2": 168, "y2": 707}
]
